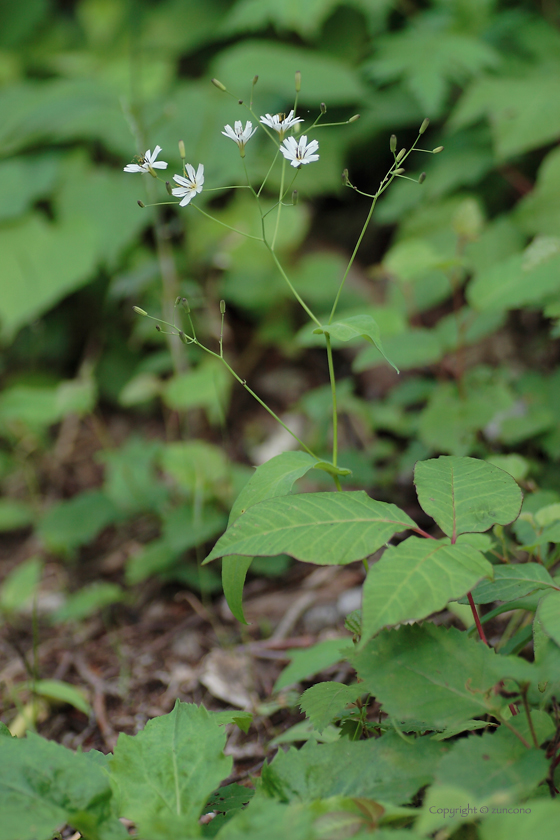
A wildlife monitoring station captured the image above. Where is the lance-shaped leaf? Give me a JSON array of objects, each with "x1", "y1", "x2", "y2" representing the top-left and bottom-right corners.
[
  {"x1": 361, "y1": 536, "x2": 493, "y2": 645},
  {"x1": 414, "y1": 456, "x2": 522, "y2": 539},
  {"x1": 464, "y1": 563, "x2": 559, "y2": 604},
  {"x1": 205, "y1": 492, "x2": 417, "y2": 566},
  {"x1": 110, "y1": 701, "x2": 231, "y2": 837},
  {"x1": 223, "y1": 452, "x2": 349, "y2": 623},
  {"x1": 351, "y1": 624, "x2": 533, "y2": 730},
  {"x1": 313, "y1": 314, "x2": 399, "y2": 372}
]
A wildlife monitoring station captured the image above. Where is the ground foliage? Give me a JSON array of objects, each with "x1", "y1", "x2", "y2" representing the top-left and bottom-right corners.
[{"x1": 1, "y1": 0, "x2": 560, "y2": 838}]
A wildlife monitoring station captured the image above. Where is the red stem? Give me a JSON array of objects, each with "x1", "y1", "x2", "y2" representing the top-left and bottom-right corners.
[{"x1": 467, "y1": 592, "x2": 518, "y2": 716}]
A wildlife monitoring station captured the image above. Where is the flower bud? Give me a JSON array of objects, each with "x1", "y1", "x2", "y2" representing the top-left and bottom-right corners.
[
  {"x1": 394, "y1": 167, "x2": 405, "y2": 175},
  {"x1": 179, "y1": 330, "x2": 189, "y2": 344},
  {"x1": 320, "y1": 102, "x2": 327, "y2": 114},
  {"x1": 174, "y1": 296, "x2": 181, "y2": 306},
  {"x1": 220, "y1": 299, "x2": 226, "y2": 315},
  {"x1": 433, "y1": 145, "x2": 444, "y2": 154},
  {"x1": 292, "y1": 190, "x2": 298, "y2": 205},
  {"x1": 211, "y1": 78, "x2": 227, "y2": 92},
  {"x1": 137, "y1": 200, "x2": 145, "y2": 208},
  {"x1": 342, "y1": 168, "x2": 349, "y2": 185},
  {"x1": 181, "y1": 297, "x2": 190, "y2": 313},
  {"x1": 418, "y1": 172, "x2": 426, "y2": 184},
  {"x1": 155, "y1": 324, "x2": 161, "y2": 332},
  {"x1": 348, "y1": 114, "x2": 360, "y2": 122},
  {"x1": 419, "y1": 118, "x2": 430, "y2": 134},
  {"x1": 390, "y1": 134, "x2": 397, "y2": 153},
  {"x1": 165, "y1": 181, "x2": 173, "y2": 195},
  {"x1": 133, "y1": 306, "x2": 148, "y2": 316},
  {"x1": 252, "y1": 75, "x2": 259, "y2": 86},
  {"x1": 295, "y1": 70, "x2": 301, "y2": 92},
  {"x1": 178, "y1": 140, "x2": 186, "y2": 158},
  {"x1": 396, "y1": 148, "x2": 406, "y2": 163}
]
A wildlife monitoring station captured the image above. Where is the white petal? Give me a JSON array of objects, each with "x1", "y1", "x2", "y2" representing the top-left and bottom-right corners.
[
  {"x1": 185, "y1": 163, "x2": 196, "y2": 181},
  {"x1": 151, "y1": 161, "x2": 168, "y2": 169},
  {"x1": 173, "y1": 173, "x2": 189, "y2": 187},
  {"x1": 124, "y1": 164, "x2": 143, "y2": 172},
  {"x1": 196, "y1": 163, "x2": 204, "y2": 184}
]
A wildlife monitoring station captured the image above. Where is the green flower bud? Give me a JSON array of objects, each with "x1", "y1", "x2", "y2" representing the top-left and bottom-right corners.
[
  {"x1": 155, "y1": 324, "x2": 161, "y2": 331},
  {"x1": 178, "y1": 140, "x2": 186, "y2": 158},
  {"x1": 137, "y1": 200, "x2": 145, "y2": 208},
  {"x1": 348, "y1": 114, "x2": 360, "y2": 123},
  {"x1": 320, "y1": 102, "x2": 327, "y2": 114},
  {"x1": 179, "y1": 330, "x2": 189, "y2": 344},
  {"x1": 419, "y1": 118, "x2": 430, "y2": 134},
  {"x1": 133, "y1": 306, "x2": 148, "y2": 316},
  {"x1": 181, "y1": 297, "x2": 190, "y2": 313},
  {"x1": 432, "y1": 146, "x2": 444, "y2": 154},
  {"x1": 252, "y1": 75, "x2": 259, "y2": 86},
  {"x1": 396, "y1": 148, "x2": 406, "y2": 163},
  {"x1": 390, "y1": 134, "x2": 397, "y2": 153},
  {"x1": 165, "y1": 181, "x2": 173, "y2": 195},
  {"x1": 295, "y1": 70, "x2": 301, "y2": 92},
  {"x1": 418, "y1": 172, "x2": 426, "y2": 184},
  {"x1": 211, "y1": 78, "x2": 227, "y2": 92},
  {"x1": 342, "y1": 168, "x2": 349, "y2": 185},
  {"x1": 394, "y1": 167, "x2": 405, "y2": 175},
  {"x1": 220, "y1": 299, "x2": 226, "y2": 315}
]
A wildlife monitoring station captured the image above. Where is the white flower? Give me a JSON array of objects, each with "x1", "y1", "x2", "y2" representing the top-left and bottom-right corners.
[
  {"x1": 123, "y1": 146, "x2": 168, "y2": 174},
  {"x1": 279, "y1": 135, "x2": 319, "y2": 168},
  {"x1": 172, "y1": 163, "x2": 205, "y2": 206},
  {"x1": 222, "y1": 121, "x2": 258, "y2": 155},
  {"x1": 259, "y1": 110, "x2": 304, "y2": 137}
]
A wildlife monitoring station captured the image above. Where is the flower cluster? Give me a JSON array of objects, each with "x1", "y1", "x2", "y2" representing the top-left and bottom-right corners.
[{"x1": 123, "y1": 107, "x2": 319, "y2": 206}]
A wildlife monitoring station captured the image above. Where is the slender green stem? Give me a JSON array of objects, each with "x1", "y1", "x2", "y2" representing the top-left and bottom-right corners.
[
  {"x1": 496, "y1": 713, "x2": 531, "y2": 749},
  {"x1": 521, "y1": 686, "x2": 540, "y2": 748},
  {"x1": 206, "y1": 348, "x2": 319, "y2": 458},
  {"x1": 267, "y1": 248, "x2": 321, "y2": 326},
  {"x1": 325, "y1": 334, "x2": 338, "y2": 468},
  {"x1": 271, "y1": 157, "x2": 286, "y2": 251},
  {"x1": 329, "y1": 131, "x2": 425, "y2": 324},
  {"x1": 193, "y1": 204, "x2": 263, "y2": 241}
]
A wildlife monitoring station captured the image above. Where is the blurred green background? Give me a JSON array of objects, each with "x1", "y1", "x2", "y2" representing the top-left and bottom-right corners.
[{"x1": 1, "y1": 0, "x2": 560, "y2": 618}]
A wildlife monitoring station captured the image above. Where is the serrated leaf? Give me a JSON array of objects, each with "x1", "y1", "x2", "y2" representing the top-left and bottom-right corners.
[
  {"x1": 361, "y1": 536, "x2": 493, "y2": 644},
  {"x1": 414, "y1": 456, "x2": 522, "y2": 539},
  {"x1": 110, "y1": 701, "x2": 231, "y2": 837},
  {"x1": 213, "y1": 710, "x2": 253, "y2": 734},
  {"x1": 465, "y1": 564, "x2": 558, "y2": 605},
  {"x1": 314, "y1": 315, "x2": 398, "y2": 372},
  {"x1": 261, "y1": 732, "x2": 446, "y2": 806},
  {"x1": 299, "y1": 682, "x2": 363, "y2": 733},
  {"x1": 202, "y1": 783, "x2": 255, "y2": 838},
  {"x1": 0, "y1": 732, "x2": 126, "y2": 840},
  {"x1": 537, "y1": 590, "x2": 560, "y2": 647},
  {"x1": 204, "y1": 492, "x2": 416, "y2": 566},
  {"x1": 478, "y1": 799, "x2": 560, "y2": 840},
  {"x1": 434, "y1": 724, "x2": 548, "y2": 801},
  {"x1": 274, "y1": 638, "x2": 351, "y2": 692},
  {"x1": 351, "y1": 624, "x2": 526, "y2": 730}
]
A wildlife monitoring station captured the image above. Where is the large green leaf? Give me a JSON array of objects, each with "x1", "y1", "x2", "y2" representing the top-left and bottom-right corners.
[
  {"x1": 478, "y1": 800, "x2": 560, "y2": 840},
  {"x1": 224, "y1": 451, "x2": 339, "y2": 622},
  {"x1": 0, "y1": 213, "x2": 97, "y2": 340},
  {"x1": 261, "y1": 732, "x2": 446, "y2": 806},
  {"x1": 414, "y1": 456, "x2": 522, "y2": 539},
  {"x1": 514, "y1": 147, "x2": 560, "y2": 238},
  {"x1": 432, "y1": 725, "x2": 548, "y2": 801},
  {"x1": 464, "y1": 563, "x2": 558, "y2": 605},
  {"x1": 0, "y1": 732, "x2": 126, "y2": 840},
  {"x1": 110, "y1": 701, "x2": 231, "y2": 837},
  {"x1": 313, "y1": 315, "x2": 398, "y2": 372},
  {"x1": 361, "y1": 536, "x2": 493, "y2": 644},
  {"x1": 211, "y1": 40, "x2": 369, "y2": 104},
  {"x1": 537, "y1": 590, "x2": 560, "y2": 647},
  {"x1": 351, "y1": 624, "x2": 529, "y2": 730},
  {"x1": 204, "y1": 492, "x2": 417, "y2": 566},
  {"x1": 467, "y1": 247, "x2": 560, "y2": 311},
  {"x1": 450, "y1": 70, "x2": 560, "y2": 160}
]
